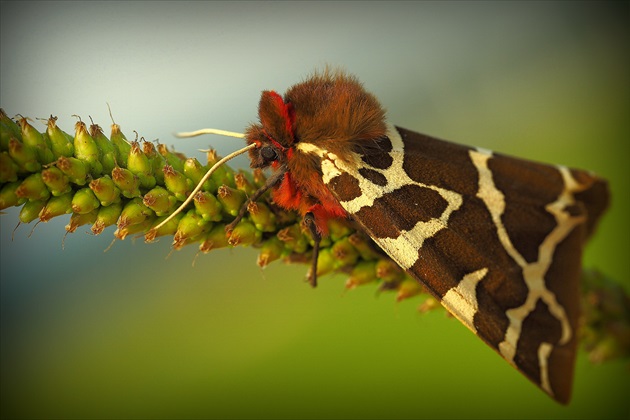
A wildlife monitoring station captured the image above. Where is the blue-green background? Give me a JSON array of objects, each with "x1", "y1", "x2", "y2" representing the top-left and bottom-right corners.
[{"x1": 1, "y1": 1, "x2": 628, "y2": 418}]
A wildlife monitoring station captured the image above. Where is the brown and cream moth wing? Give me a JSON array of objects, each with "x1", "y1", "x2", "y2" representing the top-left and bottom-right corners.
[{"x1": 296, "y1": 124, "x2": 609, "y2": 404}]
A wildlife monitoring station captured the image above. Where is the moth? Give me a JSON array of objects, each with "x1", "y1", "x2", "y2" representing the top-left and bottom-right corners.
[{"x1": 158, "y1": 69, "x2": 609, "y2": 404}]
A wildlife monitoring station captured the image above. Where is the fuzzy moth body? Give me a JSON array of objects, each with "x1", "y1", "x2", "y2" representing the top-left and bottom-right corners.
[{"x1": 200, "y1": 70, "x2": 609, "y2": 404}]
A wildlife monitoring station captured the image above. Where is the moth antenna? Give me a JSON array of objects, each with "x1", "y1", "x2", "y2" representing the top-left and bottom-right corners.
[
  {"x1": 106, "y1": 102, "x2": 116, "y2": 125},
  {"x1": 175, "y1": 128, "x2": 245, "y2": 139},
  {"x1": 150, "y1": 143, "x2": 257, "y2": 233}
]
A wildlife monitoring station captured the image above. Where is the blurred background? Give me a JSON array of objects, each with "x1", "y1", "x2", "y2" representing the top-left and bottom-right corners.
[{"x1": 1, "y1": 1, "x2": 628, "y2": 418}]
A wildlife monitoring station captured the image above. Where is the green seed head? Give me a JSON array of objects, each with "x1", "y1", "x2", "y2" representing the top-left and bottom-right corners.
[
  {"x1": 173, "y1": 210, "x2": 211, "y2": 249},
  {"x1": 16, "y1": 173, "x2": 51, "y2": 202},
  {"x1": 112, "y1": 166, "x2": 141, "y2": 198},
  {"x1": 193, "y1": 190, "x2": 223, "y2": 222},
  {"x1": 158, "y1": 143, "x2": 185, "y2": 173},
  {"x1": 89, "y1": 123, "x2": 117, "y2": 174},
  {"x1": 128, "y1": 141, "x2": 156, "y2": 189},
  {"x1": 39, "y1": 192, "x2": 73, "y2": 222},
  {"x1": 56, "y1": 156, "x2": 88, "y2": 186},
  {"x1": 110, "y1": 123, "x2": 131, "y2": 168},
  {"x1": 143, "y1": 185, "x2": 178, "y2": 216},
  {"x1": 65, "y1": 210, "x2": 99, "y2": 233},
  {"x1": 91, "y1": 202, "x2": 123, "y2": 235},
  {"x1": 163, "y1": 164, "x2": 193, "y2": 201},
  {"x1": 117, "y1": 197, "x2": 154, "y2": 231},
  {"x1": 0, "y1": 151, "x2": 19, "y2": 183},
  {"x1": 18, "y1": 116, "x2": 54, "y2": 164},
  {"x1": 277, "y1": 223, "x2": 310, "y2": 254},
  {"x1": 257, "y1": 236, "x2": 285, "y2": 267},
  {"x1": 41, "y1": 166, "x2": 72, "y2": 196},
  {"x1": 71, "y1": 187, "x2": 101, "y2": 214},
  {"x1": 19, "y1": 199, "x2": 47, "y2": 223},
  {"x1": 0, "y1": 181, "x2": 25, "y2": 210},
  {"x1": 183, "y1": 157, "x2": 214, "y2": 193},
  {"x1": 330, "y1": 236, "x2": 360, "y2": 268},
  {"x1": 89, "y1": 176, "x2": 121, "y2": 206},
  {"x1": 9, "y1": 137, "x2": 40, "y2": 173},
  {"x1": 345, "y1": 260, "x2": 378, "y2": 289},
  {"x1": 206, "y1": 149, "x2": 235, "y2": 188},
  {"x1": 217, "y1": 185, "x2": 246, "y2": 217},
  {"x1": 247, "y1": 201, "x2": 276, "y2": 232},
  {"x1": 227, "y1": 220, "x2": 262, "y2": 247},
  {"x1": 73, "y1": 120, "x2": 103, "y2": 177},
  {"x1": 46, "y1": 116, "x2": 74, "y2": 158},
  {"x1": 199, "y1": 224, "x2": 232, "y2": 253}
]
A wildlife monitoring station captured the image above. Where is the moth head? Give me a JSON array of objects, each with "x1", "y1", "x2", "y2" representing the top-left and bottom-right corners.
[{"x1": 245, "y1": 69, "x2": 388, "y2": 170}]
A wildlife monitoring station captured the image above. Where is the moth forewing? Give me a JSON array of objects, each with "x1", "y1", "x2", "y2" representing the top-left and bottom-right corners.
[{"x1": 313, "y1": 123, "x2": 608, "y2": 404}]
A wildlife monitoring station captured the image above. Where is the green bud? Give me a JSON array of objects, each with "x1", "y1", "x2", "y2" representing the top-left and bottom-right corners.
[
  {"x1": 417, "y1": 296, "x2": 441, "y2": 313},
  {"x1": 19, "y1": 199, "x2": 47, "y2": 223},
  {"x1": 0, "y1": 181, "x2": 25, "y2": 210},
  {"x1": 110, "y1": 123, "x2": 131, "y2": 168},
  {"x1": 56, "y1": 156, "x2": 88, "y2": 186},
  {"x1": 277, "y1": 223, "x2": 309, "y2": 254},
  {"x1": 375, "y1": 258, "x2": 405, "y2": 283},
  {"x1": 128, "y1": 141, "x2": 156, "y2": 189},
  {"x1": 396, "y1": 278, "x2": 423, "y2": 302},
  {"x1": 257, "y1": 236, "x2": 285, "y2": 267},
  {"x1": 145, "y1": 213, "x2": 184, "y2": 242},
  {"x1": 313, "y1": 247, "x2": 336, "y2": 279},
  {"x1": 206, "y1": 149, "x2": 235, "y2": 188},
  {"x1": 143, "y1": 141, "x2": 166, "y2": 185},
  {"x1": 71, "y1": 187, "x2": 100, "y2": 214},
  {"x1": 173, "y1": 210, "x2": 211, "y2": 249},
  {"x1": 163, "y1": 164, "x2": 193, "y2": 201},
  {"x1": 217, "y1": 185, "x2": 246, "y2": 217},
  {"x1": 41, "y1": 166, "x2": 72, "y2": 196},
  {"x1": 227, "y1": 220, "x2": 262, "y2": 247},
  {"x1": 247, "y1": 201, "x2": 276, "y2": 232},
  {"x1": 18, "y1": 117, "x2": 54, "y2": 164},
  {"x1": 112, "y1": 166, "x2": 141, "y2": 198},
  {"x1": 345, "y1": 260, "x2": 378, "y2": 289},
  {"x1": 158, "y1": 143, "x2": 185, "y2": 173},
  {"x1": 89, "y1": 123, "x2": 117, "y2": 174},
  {"x1": 46, "y1": 116, "x2": 74, "y2": 158},
  {"x1": 9, "y1": 137, "x2": 40, "y2": 173},
  {"x1": 117, "y1": 197, "x2": 154, "y2": 231},
  {"x1": 115, "y1": 216, "x2": 155, "y2": 240},
  {"x1": 235, "y1": 171, "x2": 256, "y2": 196},
  {"x1": 183, "y1": 157, "x2": 214, "y2": 192},
  {"x1": 330, "y1": 236, "x2": 359, "y2": 268},
  {"x1": 39, "y1": 192, "x2": 73, "y2": 222},
  {"x1": 16, "y1": 173, "x2": 50, "y2": 201},
  {"x1": 199, "y1": 224, "x2": 231, "y2": 252},
  {"x1": 89, "y1": 176, "x2": 121, "y2": 206},
  {"x1": 143, "y1": 186, "x2": 178, "y2": 216},
  {"x1": 91, "y1": 202, "x2": 123, "y2": 235},
  {"x1": 347, "y1": 232, "x2": 381, "y2": 261},
  {"x1": 0, "y1": 109, "x2": 21, "y2": 142},
  {"x1": 193, "y1": 191, "x2": 223, "y2": 222},
  {"x1": 327, "y1": 218, "x2": 353, "y2": 242},
  {"x1": 65, "y1": 210, "x2": 99, "y2": 233},
  {"x1": 73, "y1": 120, "x2": 103, "y2": 177},
  {"x1": 0, "y1": 151, "x2": 18, "y2": 183}
]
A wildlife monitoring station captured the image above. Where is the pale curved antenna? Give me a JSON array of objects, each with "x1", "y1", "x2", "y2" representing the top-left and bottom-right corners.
[
  {"x1": 176, "y1": 128, "x2": 245, "y2": 139},
  {"x1": 149, "y1": 142, "x2": 256, "y2": 233}
]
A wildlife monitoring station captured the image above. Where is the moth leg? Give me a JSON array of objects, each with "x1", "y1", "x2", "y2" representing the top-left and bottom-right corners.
[
  {"x1": 225, "y1": 164, "x2": 288, "y2": 233},
  {"x1": 303, "y1": 211, "x2": 321, "y2": 288}
]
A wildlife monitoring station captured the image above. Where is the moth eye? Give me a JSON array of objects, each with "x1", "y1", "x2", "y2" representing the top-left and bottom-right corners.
[{"x1": 260, "y1": 145, "x2": 278, "y2": 162}]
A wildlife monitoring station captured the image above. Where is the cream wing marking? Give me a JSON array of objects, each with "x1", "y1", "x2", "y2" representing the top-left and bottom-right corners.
[
  {"x1": 442, "y1": 268, "x2": 489, "y2": 333},
  {"x1": 297, "y1": 124, "x2": 463, "y2": 270},
  {"x1": 470, "y1": 149, "x2": 587, "y2": 396}
]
